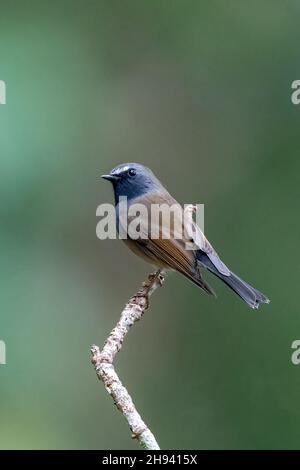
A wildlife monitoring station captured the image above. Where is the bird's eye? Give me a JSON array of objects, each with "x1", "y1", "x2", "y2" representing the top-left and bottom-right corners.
[{"x1": 128, "y1": 168, "x2": 136, "y2": 177}]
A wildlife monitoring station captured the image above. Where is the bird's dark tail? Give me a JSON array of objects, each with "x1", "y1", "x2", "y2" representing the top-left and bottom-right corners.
[{"x1": 197, "y1": 252, "x2": 270, "y2": 309}]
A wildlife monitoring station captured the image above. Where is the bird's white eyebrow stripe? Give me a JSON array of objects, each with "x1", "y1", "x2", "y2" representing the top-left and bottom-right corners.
[{"x1": 112, "y1": 165, "x2": 130, "y2": 175}]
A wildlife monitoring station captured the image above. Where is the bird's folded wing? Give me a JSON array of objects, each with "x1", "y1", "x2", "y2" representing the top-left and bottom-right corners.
[
  {"x1": 125, "y1": 190, "x2": 230, "y2": 278},
  {"x1": 139, "y1": 237, "x2": 216, "y2": 296},
  {"x1": 122, "y1": 192, "x2": 199, "y2": 277},
  {"x1": 190, "y1": 222, "x2": 231, "y2": 276}
]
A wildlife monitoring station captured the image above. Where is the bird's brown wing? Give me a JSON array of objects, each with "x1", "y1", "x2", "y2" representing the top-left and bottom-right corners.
[
  {"x1": 123, "y1": 191, "x2": 215, "y2": 296},
  {"x1": 139, "y1": 238, "x2": 215, "y2": 295}
]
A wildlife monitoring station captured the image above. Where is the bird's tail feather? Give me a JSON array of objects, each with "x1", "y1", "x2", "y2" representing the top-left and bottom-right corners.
[{"x1": 197, "y1": 252, "x2": 270, "y2": 309}]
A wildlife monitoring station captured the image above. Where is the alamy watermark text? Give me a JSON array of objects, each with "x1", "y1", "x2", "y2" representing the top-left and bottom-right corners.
[
  {"x1": 96, "y1": 197, "x2": 205, "y2": 250},
  {"x1": 0, "y1": 340, "x2": 6, "y2": 365},
  {"x1": 0, "y1": 80, "x2": 6, "y2": 104}
]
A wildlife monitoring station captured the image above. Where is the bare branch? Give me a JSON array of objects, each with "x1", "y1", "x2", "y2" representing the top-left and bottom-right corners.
[{"x1": 91, "y1": 270, "x2": 164, "y2": 450}]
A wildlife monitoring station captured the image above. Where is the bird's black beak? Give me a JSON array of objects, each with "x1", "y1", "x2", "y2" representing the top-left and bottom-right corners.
[{"x1": 101, "y1": 174, "x2": 119, "y2": 182}]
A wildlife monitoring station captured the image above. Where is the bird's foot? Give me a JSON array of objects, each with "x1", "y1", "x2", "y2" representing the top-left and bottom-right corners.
[{"x1": 148, "y1": 270, "x2": 165, "y2": 287}]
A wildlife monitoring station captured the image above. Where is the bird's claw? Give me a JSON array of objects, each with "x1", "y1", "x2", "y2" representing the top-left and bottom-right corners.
[
  {"x1": 158, "y1": 273, "x2": 165, "y2": 286},
  {"x1": 148, "y1": 270, "x2": 165, "y2": 287}
]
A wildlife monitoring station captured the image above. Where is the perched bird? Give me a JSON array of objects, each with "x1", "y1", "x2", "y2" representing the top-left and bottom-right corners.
[{"x1": 102, "y1": 163, "x2": 269, "y2": 309}]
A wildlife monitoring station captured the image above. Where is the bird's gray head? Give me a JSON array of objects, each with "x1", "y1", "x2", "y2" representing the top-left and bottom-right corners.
[{"x1": 102, "y1": 163, "x2": 162, "y2": 201}]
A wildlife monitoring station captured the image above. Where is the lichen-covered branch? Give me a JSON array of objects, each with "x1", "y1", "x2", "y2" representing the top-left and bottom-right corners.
[{"x1": 91, "y1": 270, "x2": 164, "y2": 450}]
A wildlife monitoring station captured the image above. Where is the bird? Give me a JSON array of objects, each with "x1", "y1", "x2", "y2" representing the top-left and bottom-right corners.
[{"x1": 101, "y1": 163, "x2": 270, "y2": 309}]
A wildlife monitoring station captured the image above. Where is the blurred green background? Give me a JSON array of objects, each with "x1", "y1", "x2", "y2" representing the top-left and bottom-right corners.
[{"x1": 0, "y1": 0, "x2": 299, "y2": 450}]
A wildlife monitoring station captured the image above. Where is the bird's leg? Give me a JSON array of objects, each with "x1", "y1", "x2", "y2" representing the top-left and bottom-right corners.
[
  {"x1": 147, "y1": 269, "x2": 165, "y2": 287},
  {"x1": 131, "y1": 270, "x2": 165, "y2": 310}
]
